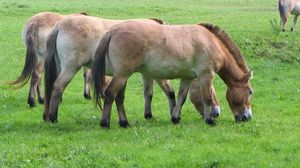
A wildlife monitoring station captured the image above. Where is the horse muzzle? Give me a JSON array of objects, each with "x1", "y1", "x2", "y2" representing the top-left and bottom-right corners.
[{"x1": 234, "y1": 108, "x2": 252, "y2": 122}]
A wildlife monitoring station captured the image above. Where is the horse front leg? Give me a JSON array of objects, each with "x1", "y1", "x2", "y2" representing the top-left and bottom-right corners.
[
  {"x1": 83, "y1": 68, "x2": 92, "y2": 99},
  {"x1": 197, "y1": 74, "x2": 216, "y2": 126},
  {"x1": 171, "y1": 79, "x2": 192, "y2": 124},
  {"x1": 142, "y1": 76, "x2": 154, "y2": 119},
  {"x1": 155, "y1": 79, "x2": 176, "y2": 116},
  {"x1": 100, "y1": 77, "x2": 128, "y2": 128},
  {"x1": 291, "y1": 15, "x2": 299, "y2": 31},
  {"x1": 189, "y1": 80, "x2": 220, "y2": 118}
]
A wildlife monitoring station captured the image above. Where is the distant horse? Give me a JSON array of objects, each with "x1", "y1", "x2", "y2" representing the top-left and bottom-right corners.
[
  {"x1": 43, "y1": 15, "x2": 177, "y2": 123},
  {"x1": 7, "y1": 12, "x2": 90, "y2": 108},
  {"x1": 92, "y1": 22, "x2": 253, "y2": 128},
  {"x1": 278, "y1": 0, "x2": 300, "y2": 31}
]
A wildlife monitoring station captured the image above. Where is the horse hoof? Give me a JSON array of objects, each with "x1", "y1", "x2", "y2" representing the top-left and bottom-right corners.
[
  {"x1": 291, "y1": 28, "x2": 294, "y2": 32},
  {"x1": 38, "y1": 98, "x2": 44, "y2": 104},
  {"x1": 100, "y1": 120, "x2": 110, "y2": 128},
  {"x1": 28, "y1": 99, "x2": 36, "y2": 108},
  {"x1": 282, "y1": 29, "x2": 286, "y2": 32},
  {"x1": 205, "y1": 118, "x2": 216, "y2": 126},
  {"x1": 84, "y1": 93, "x2": 91, "y2": 100},
  {"x1": 43, "y1": 113, "x2": 49, "y2": 122},
  {"x1": 119, "y1": 120, "x2": 130, "y2": 128},
  {"x1": 49, "y1": 113, "x2": 58, "y2": 123},
  {"x1": 144, "y1": 113, "x2": 153, "y2": 119},
  {"x1": 171, "y1": 116, "x2": 181, "y2": 124}
]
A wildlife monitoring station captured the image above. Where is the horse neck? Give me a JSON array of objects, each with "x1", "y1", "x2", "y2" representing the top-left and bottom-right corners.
[{"x1": 217, "y1": 54, "x2": 246, "y2": 88}]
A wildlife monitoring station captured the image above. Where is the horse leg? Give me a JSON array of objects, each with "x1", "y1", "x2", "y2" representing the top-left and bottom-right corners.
[
  {"x1": 142, "y1": 76, "x2": 154, "y2": 119},
  {"x1": 197, "y1": 74, "x2": 215, "y2": 126},
  {"x1": 48, "y1": 68, "x2": 79, "y2": 122},
  {"x1": 100, "y1": 77, "x2": 128, "y2": 128},
  {"x1": 27, "y1": 59, "x2": 44, "y2": 107},
  {"x1": 83, "y1": 67, "x2": 92, "y2": 99},
  {"x1": 155, "y1": 79, "x2": 176, "y2": 116},
  {"x1": 281, "y1": 14, "x2": 288, "y2": 32},
  {"x1": 171, "y1": 79, "x2": 192, "y2": 124},
  {"x1": 291, "y1": 15, "x2": 299, "y2": 31},
  {"x1": 211, "y1": 86, "x2": 221, "y2": 118},
  {"x1": 36, "y1": 60, "x2": 45, "y2": 104},
  {"x1": 115, "y1": 82, "x2": 129, "y2": 127}
]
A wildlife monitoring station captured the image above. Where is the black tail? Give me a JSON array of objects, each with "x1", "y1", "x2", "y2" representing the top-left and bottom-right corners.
[
  {"x1": 92, "y1": 31, "x2": 112, "y2": 109},
  {"x1": 7, "y1": 22, "x2": 38, "y2": 88},
  {"x1": 44, "y1": 28, "x2": 60, "y2": 109}
]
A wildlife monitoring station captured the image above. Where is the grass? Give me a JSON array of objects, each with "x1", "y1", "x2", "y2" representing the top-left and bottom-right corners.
[{"x1": 0, "y1": 0, "x2": 300, "y2": 167}]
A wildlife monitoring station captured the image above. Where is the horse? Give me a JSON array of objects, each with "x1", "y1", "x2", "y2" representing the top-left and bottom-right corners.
[
  {"x1": 6, "y1": 12, "x2": 91, "y2": 108},
  {"x1": 43, "y1": 15, "x2": 177, "y2": 123},
  {"x1": 92, "y1": 21, "x2": 253, "y2": 128},
  {"x1": 278, "y1": 0, "x2": 300, "y2": 31}
]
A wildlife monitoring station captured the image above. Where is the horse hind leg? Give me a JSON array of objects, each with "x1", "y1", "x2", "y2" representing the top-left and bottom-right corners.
[
  {"x1": 155, "y1": 79, "x2": 176, "y2": 116},
  {"x1": 171, "y1": 79, "x2": 192, "y2": 124},
  {"x1": 27, "y1": 59, "x2": 44, "y2": 107},
  {"x1": 281, "y1": 14, "x2": 288, "y2": 32},
  {"x1": 142, "y1": 76, "x2": 154, "y2": 119},
  {"x1": 36, "y1": 60, "x2": 45, "y2": 104},
  {"x1": 100, "y1": 76, "x2": 129, "y2": 128},
  {"x1": 291, "y1": 15, "x2": 299, "y2": 31},
  {"x1": 48, "y1": 68, "x2": 80, "y2": 123},
  {"x1": 115, "y1": 82, "x2": 129, "y2": 127},
  {"x1": 83, "y1": 67, "x2": 92, "y2": 99}
]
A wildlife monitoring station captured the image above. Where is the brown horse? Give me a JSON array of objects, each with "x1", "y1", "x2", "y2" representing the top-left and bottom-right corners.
[
  {"x1": 92, "y1": 21, "x2": 253, "y2": 128},
  {"x1": 279, "y1": 0, "x2": 300, "y2": 31},
  {"x1": 6, "y1": 12, "x2": 91, "y2": 108},
  {"x1": 43, "y1": 15, "x2": 177, "y2": 123}
]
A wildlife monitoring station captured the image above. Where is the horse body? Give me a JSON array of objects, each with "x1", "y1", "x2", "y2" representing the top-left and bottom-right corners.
[
  {"x1": 44, "y1": 15, "x2": 178, "y2": 123},
  {"x1": 92, "y1": 22, "x2": 253, "y2": 128},
  {"x1": 279, "y1": 0, "x2": 300, "y2": 31}
]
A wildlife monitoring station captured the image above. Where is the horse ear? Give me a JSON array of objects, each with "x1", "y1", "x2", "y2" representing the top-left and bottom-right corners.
[{"x1": 244, "y1": 70, "x2": 253, "y2": 82}]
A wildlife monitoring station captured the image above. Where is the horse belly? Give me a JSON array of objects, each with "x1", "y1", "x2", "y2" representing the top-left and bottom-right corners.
[
  {"x1": 139, "y1": 57, "x2": 196, "y2": 79},
  {"x1": 291, "y1": 1, "x2": 300, "y2": 14}
]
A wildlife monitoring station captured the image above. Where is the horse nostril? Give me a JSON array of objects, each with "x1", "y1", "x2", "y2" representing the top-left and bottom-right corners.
[{"x1": 211, "y1": 106, "x2": 220, "y2": 118}]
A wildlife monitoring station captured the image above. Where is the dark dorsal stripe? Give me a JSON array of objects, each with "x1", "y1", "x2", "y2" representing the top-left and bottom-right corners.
[
  {"x1": 148, "y1": 18, "x2": 167, "y2": 25},
  {"x1": 198, "y1": 23, "x2": 249, "y2": 73}
]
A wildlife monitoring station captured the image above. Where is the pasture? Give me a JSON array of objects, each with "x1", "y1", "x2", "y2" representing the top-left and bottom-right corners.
[{"x1": 0, "y1": 0, "x2": 300, "y2": 167}]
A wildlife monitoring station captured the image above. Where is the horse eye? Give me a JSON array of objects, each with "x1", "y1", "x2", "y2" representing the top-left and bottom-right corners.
[{"x1": 249, "y1": 89, "x2": 253, "y2": 95}]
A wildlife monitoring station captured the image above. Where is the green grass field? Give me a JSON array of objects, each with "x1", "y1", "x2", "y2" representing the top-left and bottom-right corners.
[{"x1": 1, "y1": 0, "x2": 300, "y2": 167}]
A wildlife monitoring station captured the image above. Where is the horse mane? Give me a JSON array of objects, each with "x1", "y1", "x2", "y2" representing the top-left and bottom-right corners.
[
  {"x1": 148, "y1": 18, "x2": 167, "y2": 25},
  {"x1": 198, "y1": 23, "x2": 249, "y2": 73}
]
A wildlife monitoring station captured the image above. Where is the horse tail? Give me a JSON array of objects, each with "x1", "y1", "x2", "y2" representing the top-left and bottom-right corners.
[
  {"x1": 44, "y1": 27, "x2": 60, "y2": 109},
  {"x1": 278, "y1": 0, "x2": 286, "y2": 19},
  {"x1": 7, "y1": 22, "x2": 38, "y2": 88},
  {"x1": 92, "y1": 31, "x2": 112, "y2": 109}
]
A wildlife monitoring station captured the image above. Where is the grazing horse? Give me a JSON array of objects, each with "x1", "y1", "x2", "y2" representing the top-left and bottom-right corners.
[
  {"x1": 278, "y1": 0, "x2": 300, "y2": 31},
  {"x1": 92, "y1": 21, "x2": 253, "y2": 128},
  {"x1": 7, "y1": 12, "x2": 91, "y2": 108},
  {"x1": 43, "y1": 15, "x2": 178, "y2": 123}
]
